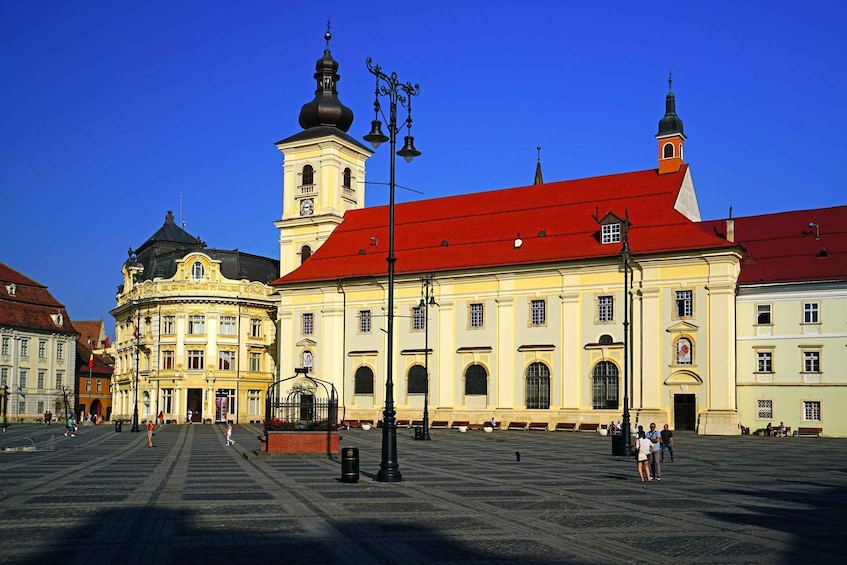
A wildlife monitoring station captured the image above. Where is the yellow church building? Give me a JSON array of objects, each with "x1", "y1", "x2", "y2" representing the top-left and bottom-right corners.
[{"x1": 270, "y1": 36, "x2": 743, "y2": 434}]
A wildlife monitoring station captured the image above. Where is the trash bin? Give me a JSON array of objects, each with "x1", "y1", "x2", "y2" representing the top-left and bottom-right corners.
[
  {"x1": 611, "y1": 434, "x2": 626, "y2": 456},
  {"x1": 414, "y1": 426, "x2": 424, "y2": 440},
  {"x1": 341, "y1": 447, "x2": 359, "y2": 483},
  {"x1": 114, "y1": 420, "x2": 122, "y2": 433}
]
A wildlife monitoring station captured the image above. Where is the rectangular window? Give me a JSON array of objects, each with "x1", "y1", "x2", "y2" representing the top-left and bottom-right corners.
[
  {"x1": 20, "y1": 339, "x2": 29, "y2": 357},
  {"x1": 250, "y1": 318, "x2": 262, "y2": 338},
  {"x1": 756, "y1": 399, "x2": 773, "y2": 420},
  {"x1": 19, "y1": 369, "x2": 27, "y2": 388},
  {"x1": 756, "y1": 304, "x2": 771, "y2": 325},
  {"x1": 37, "y1": 370, "x2": 45, "y2": 389},
  {"x1": 412, "y1": 306, "x2": 425, "y2": 331},
  {"x1": 756, "y1": 351, "x2": 773, "y2": 373},
  {"x1": 38, "y1": 340, "x2": 47, "y2": 359},
  {"x1": 803, "y1": 351, "x2": 820, "y2": 373},
  {"x1": 187, "y1": 349, "x2": 204, "y2": 370},
  {"x1": 675, "y1": 290, "x2": 693, "y2": 318},
  {"x1": 18, "y1": 401, "x2": 25, "y2": 413},
  {"x1": 55, "y1": 371, "x2": 63, "y2": 388},
  {"x1": 469, "y1": 303, "x2": 484, "y2": 328},
  {"x1": 302, "y1": 313, "x2": 314, "y2": 335},
  {"x1": 85, "y1": 379, "x2": 91, "y2": 392},
  {"x1": 162, "y1": 315, "x2": 175, "y2": 335},
  {"x1": 803, "y1": 400, "x2": 821, "y2": 421},
  {"x1": 250, "y1": 352, "x2": 262, "y2": 372},
  {"x1": 37, "y1": 400, "x2": 44, "y2": 414},
  {"x1": 1, "y1": 367, "x2": 8, "y2": 387},
  {"x1": 1, "y1": 337, "x2": 9, "y2": 356},
  {"x1": 162, "y1": 389, "x2": 173, "y2": 414},
  {"x1": 601, "y1": 223, "x2": 621, "y2": 244},
  {"x1": 597, "y1": 296, "x2": 614, "y2": 322},
  {"x1": 218, "y1": 350, "x2": 235, "y2": 371},
  {"x1": 359, "y1": 310, "x2": 371, "y2": 333},
  {"x1": 56, "y1": 342, "x2": 64, "y2": 360},
  {"x1": 803, "y1": 302, "x2": 819, "y2": 324},
  {"x1": 219, "y1": 316, "x2": 237, "y2": 336},
  {"x1": 248, "y1": 389, "x2": 261, "y2": 414},
  {"x1": 96, "y1": 380, "x2": 102, "y2": 393},
  {"x1": 187, "y1": 315, "x2": 205, "y2": 335},
  {"x1": 530, "y1": 299, "x2": 546, "y2": 326},
  {"x1": 161, "y1": 350, "x2": 174, "y2": 370}
]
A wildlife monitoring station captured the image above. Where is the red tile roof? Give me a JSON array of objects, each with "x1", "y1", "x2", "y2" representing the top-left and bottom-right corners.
[
  {"x1": 0, "y1": 262, "x2": 78, "y2": 335},
  {"x1": 274, "y1": 165, "x2": 735, "y2": 285},
  {"x1": 700, "y1": 206, "x2": 847, "y2": 285}
]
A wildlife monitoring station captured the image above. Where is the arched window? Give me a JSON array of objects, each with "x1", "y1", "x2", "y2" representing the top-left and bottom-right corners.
[
  {"x1": 525, "y1": 362, "x2": 550, "y2": 409},
  {"x1": 343, "y1": 167, "x2": 352, "y2": 189},
  {"x1": 598, "y1": 334, "x2": 613, "y2": 345},
  {"x1": 408, "y1": 364, "x2": 427, "y2": 394},
  {"x1": 302, "y1": 165, "x2": 314, "y2": 186},
  {"x1": 192, "y1": 261, "x2": 204, "y2": 280},
  {"x1": 465, "y1": 364, "x2": 488, "y2": 396},
  {"x1": 354, "y1": 366, "x2": 374, "y2": 395},
  {"x1": 592, "y1": 361, "x2": 619, "y2": 410},
  {"x1": 663, "y1": 142, "x2": 675, "y2": 159},
  {"x1": 300, "y1": 245, "x2": 312, "y2": 264},
  {"x1": 675, "y1": 337, "x2": 693, "y2": 365}
]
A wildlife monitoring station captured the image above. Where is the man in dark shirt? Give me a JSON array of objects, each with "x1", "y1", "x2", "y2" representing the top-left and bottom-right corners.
[{"x1": 660, "y1": 424, "x2": 674, "y2": 462}]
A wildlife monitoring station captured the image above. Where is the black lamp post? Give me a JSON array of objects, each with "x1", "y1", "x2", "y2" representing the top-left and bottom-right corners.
[
  {"x1": 129, "y1": 311, "x2": 142, "y2": 433},
  {"x1": 417, "y1": 275, "x2": 436, "y2": 441},
  {"x1": 620, "y1": 213, "x2": 632, "y2": 455},
  {"x1": 364, "y1": 57, "x2": 421, "y2": 482}
]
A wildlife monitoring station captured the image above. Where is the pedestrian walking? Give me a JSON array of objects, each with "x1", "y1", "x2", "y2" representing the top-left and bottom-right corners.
[
  {"x1": 634, "y1": 430, "x2": 652, "y2": 482},
  {"x1": 660, "y1": 424, "x2": 675, "y2": 462},
  {"x1": 187, "y1": 409, "x2": 193, "y2": 424},
  {"x1": 226, "y1": 423, "x2": 234, "y2": 446},
  {"x1": 147, "y1": 421, "x2": 155, "y2": 448},
  {"x1": 158, "y1": 411, "x2": 164, "y2": 425},
  {"x1": 646, "y1": 423, "x2": 662, "y2": 480},
  {"x1": 64, "y1": 415, "x2": 75, "y2": 437}
]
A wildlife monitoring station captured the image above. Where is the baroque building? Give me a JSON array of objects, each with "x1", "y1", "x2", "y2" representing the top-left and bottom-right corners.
[
  {"x1": 73, "y1": 319, "x2": 114, "y2": 421},
  {"x1": 0, "y1": 262, "x2": 78, "y2": 423},
  {"x1": 110, "y1": 211, "x2": 279, "y2": 424},
  {"x1": 271, "y1": 40, "x2": 742, "y2": 434}
]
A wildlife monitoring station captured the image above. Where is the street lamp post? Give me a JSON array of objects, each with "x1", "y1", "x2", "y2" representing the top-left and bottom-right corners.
[
  {"x1": 417, "y1": 275, "x2": 436, "y2": 441},
  {"x1": 620, "y1": 213, "x2": 632, "y2": 455},
  {"x1": 129, "y1": 311, "x2": 141, "y2": 433},
  {"x1": 363, "y1": 57, "x2": 421, "y2": 482}
]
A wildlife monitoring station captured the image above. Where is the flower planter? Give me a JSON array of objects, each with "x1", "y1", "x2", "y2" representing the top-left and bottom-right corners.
[
  {"x1": 262, "y1": 431, "x2": 340, "y2": 457},
  {"x1": 361, "y1": 422, "x2": 372, "y2": 431}
]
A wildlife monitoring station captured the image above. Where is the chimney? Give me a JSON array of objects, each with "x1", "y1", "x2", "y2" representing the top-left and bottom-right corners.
[{"x1": 726, "y1": 218, "x2": 735, "y2": 243}]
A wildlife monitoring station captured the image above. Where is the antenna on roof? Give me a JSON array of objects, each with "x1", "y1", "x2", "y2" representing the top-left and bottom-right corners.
[
  {"x1": 180, "y1": 192, "x2": 187, "y2": 228},
  {"x1": 729, "y1": 205, "x2": 733, "y2": 219}
]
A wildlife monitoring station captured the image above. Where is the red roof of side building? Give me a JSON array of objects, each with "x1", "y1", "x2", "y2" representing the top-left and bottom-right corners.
[
  {"x1": 274, "y1": 165, "x2": 736, "y2": 285},
  {"x1": 700, "y1": 206, "x2": 847, "y2": 285},
  {"x1": 0, "y1": 262, "x2": 78, "y2": 335}
]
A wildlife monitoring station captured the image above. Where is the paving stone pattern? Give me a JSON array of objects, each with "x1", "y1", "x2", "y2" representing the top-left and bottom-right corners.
[{"x1": 1, "y1": 424, "x2": 845, "y2": 564}]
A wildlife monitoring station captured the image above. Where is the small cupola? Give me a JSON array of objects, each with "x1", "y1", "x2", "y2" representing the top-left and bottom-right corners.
[
  {"x1": 298, "y1": 28, "x2": 354, "y2": 132},
  {"x1": 656, "y1": 72, "x2": 687, "y2": 174}
]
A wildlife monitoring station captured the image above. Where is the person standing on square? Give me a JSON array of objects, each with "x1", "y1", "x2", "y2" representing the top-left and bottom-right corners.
[
  {"x1": 660, "y1": 424, "x2": 675, "y2": 462},
  {"x1": 646, "y1": 423, "x2": 662, "y2": 480}
]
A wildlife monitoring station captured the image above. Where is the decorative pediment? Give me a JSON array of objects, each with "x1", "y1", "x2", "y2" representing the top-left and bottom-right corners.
[
  {"x1": 666, "y1": 321, "x2": 699, "y2": 333},
  {"x1": 664, "y1": 370, "x2": 703, "y2": 385},
  {"x1": 296, "y1": 338, "x2": 317, "y2": 347}
]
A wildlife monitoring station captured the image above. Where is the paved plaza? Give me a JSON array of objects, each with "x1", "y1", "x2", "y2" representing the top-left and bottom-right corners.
[{"x1": 0, "y1": 422, "x2": 845, "y2": 564}]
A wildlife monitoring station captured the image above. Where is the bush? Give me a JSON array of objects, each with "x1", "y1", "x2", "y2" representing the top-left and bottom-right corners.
[{"x1": 264, "y1": 419, "x2": 335, "y2": 432}]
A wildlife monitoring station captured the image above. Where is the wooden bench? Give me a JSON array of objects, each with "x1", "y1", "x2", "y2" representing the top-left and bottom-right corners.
[
  {"x1": 555, "y1": 422, "x2": 577, "y2": 431},
  {"x1": 578, "y1": 423, "x2": 600, "y2": 432},
  {"x1": 468, "y1": 423, "x2": 486, "y2": 430},
  {"x1": 451, "y1": 420, "x2": 470, "y2": 429},
  {"x1": 528, "y1": 422, "x2": 549, "y2": 431},
  {"x1": 396, "y1": 419, "x2": 411, "y2": 428},
  {"x1": 411, "y1": 420, "x2": 424, "y2": 427},
  {"x1": 795, "y1": 427, "x2": 823, "y2": 437},
  {"x1": 507, "y1": 421, "x2": 528, "y2": 430},
  {"x1": 430, "y1": 420, "x2": 449, "y2": 429}
]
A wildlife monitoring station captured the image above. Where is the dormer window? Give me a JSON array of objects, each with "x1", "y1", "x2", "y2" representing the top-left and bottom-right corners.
[
  {"x1": 601, "y1": 223, "x2": 621, "y2": 244},
  {"x1": 5, "y1": 283, "x2": 15, "y2": 296},
  {"x1": 192, "y1": 261, "x2": 204, "y2": 281},
  {"x1": 50, "y1": 313, "x2": 63, "y2": 327},
  {"x1": 302, "y1": 165, "x2": 314, "y2": 186}
]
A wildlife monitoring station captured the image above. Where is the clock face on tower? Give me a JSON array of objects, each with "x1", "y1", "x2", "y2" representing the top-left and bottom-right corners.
[{"x1": 299, "y1": 198, "x2": 314, "y2": 216}]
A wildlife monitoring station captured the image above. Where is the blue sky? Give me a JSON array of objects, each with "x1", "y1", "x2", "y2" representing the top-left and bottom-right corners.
[{"x1": 2, "y1": 1, "x2": 845, "y2": 332}]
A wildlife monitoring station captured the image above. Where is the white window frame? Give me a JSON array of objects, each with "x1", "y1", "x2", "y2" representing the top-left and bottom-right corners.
[
  {"x1": 192, "y1": 261, "x2": 204, "y2": 280},
  {"x1": 601, "y1": 223, "x2": 621, "y2": 244},
  {"x1": 162, "y1": 316, "x2": 175, "y2": 335},
  {"x1": 161, "y1": 350, "x2": 174, "y2": 370},
  {"x1": 469, "y1": 303, "x2": 484, "y2": 328},
  {"x1": 675, "y1": 290, "x2": 694, "y2": 318},
  {"x1": 597, "y1": 295, "x2": 614, "y2": 323},
  {"x1": 38, "y1": 340, "x2": 47, "y2": 359},
  {"x1": 56, "y1": 342, "x2": 64, "y2": 360},
  {"x1": 302, "y1": 313, "x2": 314, "y2": 335},
  {"x1": 218, "y1": 350, "x2": 235, "y2": 371},
  {"x1": 359, "y1": 310, "x2": 371, "y2": 334},
  {"x1": 250, "y1": 351, "x2": 262, "y2": 372},
  {"x1": 803, "y1": 350, "x2": 820, "y2": 373},
  {"x1": 756, "y1": 304, "x2": 772, "y2": 325},
  {"x1": 803, "y1": 400, "x2": 821, "y2": 422},
  {"x1": 187, "y1": 315, "x2": 205, "y2": 335},
  {"x1": 530, "y1": 299, "x2": 546, "y2": 326},
  {"x1": 250, "y1": 318, "x2": 262, "y2": 338},
  {"x1": 412, "y1": 307, "x2": 425, "y2": 331},
  {"x1": 186, "y1": 349, "x2": 204, "y2": 370},
  {"x1": 803, "y1": 302, "x2": 819, "y2": 324},
  {"x1": 756, "y1": 351, "x2": 773, "y2": 373},
  {"x1": 219, "y1": 316, "x2": 237, "y2": 336}
]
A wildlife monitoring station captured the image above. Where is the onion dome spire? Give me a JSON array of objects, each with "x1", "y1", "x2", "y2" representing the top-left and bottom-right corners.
[
  {"x1": 298, "y1": 25, "x2": 354, "y2": 132},
  {"x1": 656, "y1": 71, "x2": 685, "y2": 138}
]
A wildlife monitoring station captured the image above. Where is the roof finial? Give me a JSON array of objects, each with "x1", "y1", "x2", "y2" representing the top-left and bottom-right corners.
[
  {"x1": 533, "y1": 146, "x2": 544, "y2": 185},
  {"x1": 668, "y1": 70, "x2": 673, "y2": 92},
  {"x1": 325, "y1": 19, "x2": 332, "y2": 47}
]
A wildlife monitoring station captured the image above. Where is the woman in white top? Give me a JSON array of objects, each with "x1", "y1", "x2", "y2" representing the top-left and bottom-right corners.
[{"x1": 635, "y1": 430, "x2": 653, "y2": 482}]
